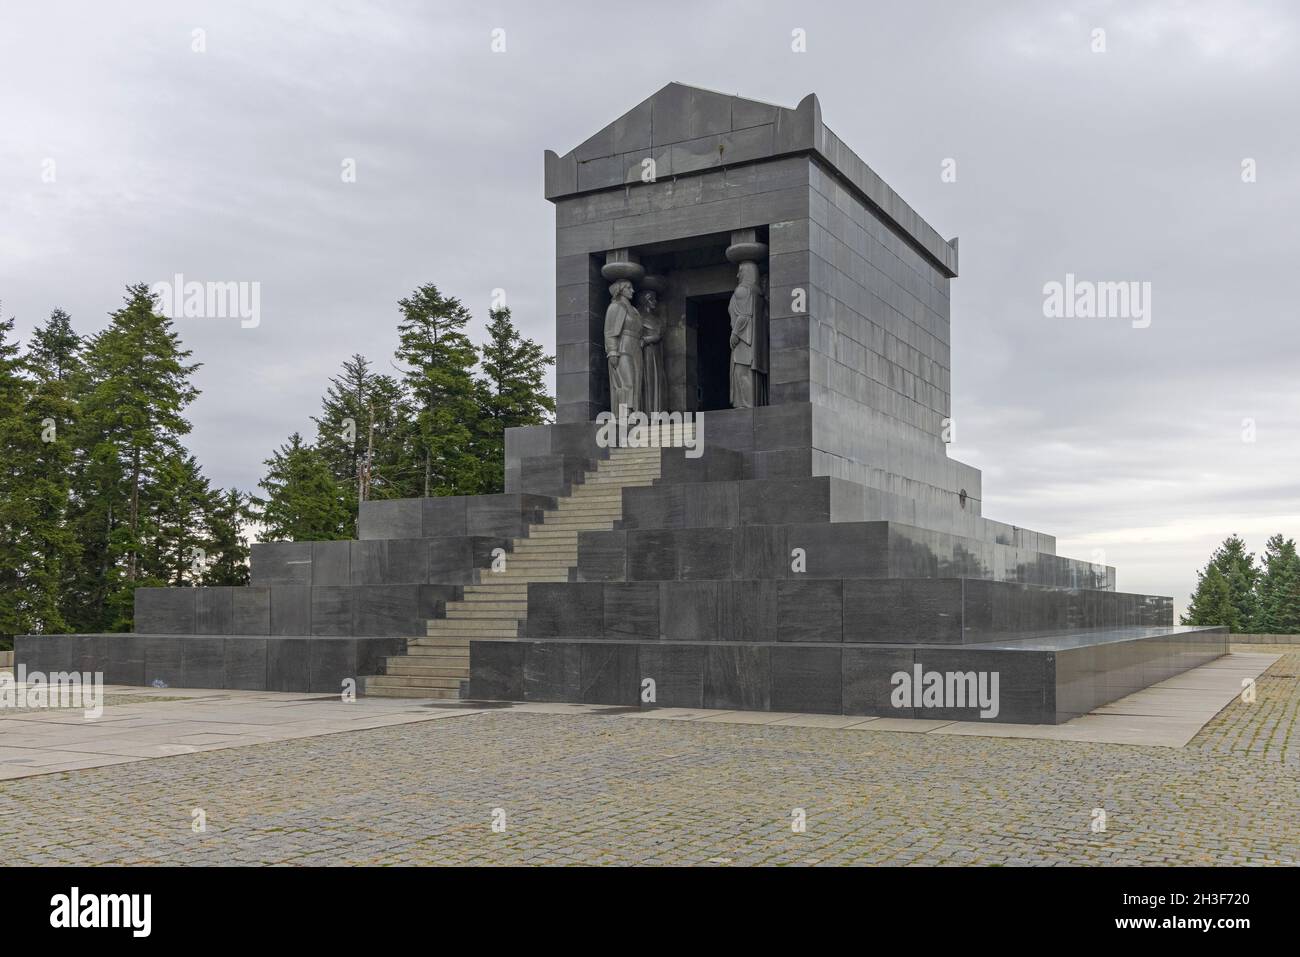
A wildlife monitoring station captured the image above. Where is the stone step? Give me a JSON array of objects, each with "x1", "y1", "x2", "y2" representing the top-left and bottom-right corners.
[
  {"x1": 410, "y1": 635, "x2": 471, "y2": 647},
  {"x1": 383, "y1": 660, "x2": 469, "y2": 678},
  {"x1": 446, "y1": 600, "x2": 527, "y2": 611},
  {"x1": 364, "y1": 682, "x2": 462, "y2": 699},
  {"x1": 478, "y1": 571, "x2": 570, "y2": 579},
  {"x1": 406, "y1": 643, "x2": 470, "y2": 655},
  {"x1": 539, "y1": 518, "x2": 616, "y2": 527},
  {"x1": 390, "y1": 654, "x2": 468, "y2": 668},
  {"x1": 425, "y1": 628, "x2": 519, "y2": 639},
  {"x1": 426, "y1": 619, "x2": 520, "y2": 632}
]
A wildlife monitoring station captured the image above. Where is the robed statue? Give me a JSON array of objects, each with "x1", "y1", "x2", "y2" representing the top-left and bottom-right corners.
[
  {"x1": 728, "y1": 261, "x2": 768, "y2": 409},
  {"x1": 604, "y1": 279, "x2": 643, "y2": 414},
  {"x1": 636, "y1": 288, "x2": 666, "y2": 413}
]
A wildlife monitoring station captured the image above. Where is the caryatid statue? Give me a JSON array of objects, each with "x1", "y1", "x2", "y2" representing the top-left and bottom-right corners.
[
  {"x1": 636, "y1": 275, "x2": 667, "y2": 413},
  {"x1": 726, "y1": 235, "x2": 769, "y2": 409},
  {"x1": 602, "y1": 259, "x2": 644, "y2": 415}
]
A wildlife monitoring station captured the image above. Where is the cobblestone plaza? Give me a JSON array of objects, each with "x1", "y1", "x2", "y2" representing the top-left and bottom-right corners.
[{"x1": 0, "y1": 646, "x2": 1293, "y2": 867}]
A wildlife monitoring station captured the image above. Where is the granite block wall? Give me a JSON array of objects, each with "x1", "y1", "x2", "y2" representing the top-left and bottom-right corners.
[
  {"x1": 15, "y1": 633, "x2": 404, "y2": 694},
  {"x1": 134, "y1": 584, "x2": 458, "y2": 637}
]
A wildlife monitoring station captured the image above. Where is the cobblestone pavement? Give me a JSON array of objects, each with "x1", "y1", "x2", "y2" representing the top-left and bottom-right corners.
[{"x1": 0, "y1": 651, "x2": 1296, "y2": 866}]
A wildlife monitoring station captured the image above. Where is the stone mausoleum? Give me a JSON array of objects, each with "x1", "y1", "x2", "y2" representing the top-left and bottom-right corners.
[{"x1": 18, "y1": 84, "x2": 1225, "y2": 723}]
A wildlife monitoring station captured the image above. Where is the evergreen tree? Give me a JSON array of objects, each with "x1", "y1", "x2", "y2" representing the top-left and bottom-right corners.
[
  {"x1": 474, "y1": 306, "x2": 554, "y2": 493},
  {"x1": 1182, "y1": 563, "x2": 1237, "y2": 630},
  {"x1": 28, "y1": 308, "x2": 83, "y2": 384},
  {"x1": 254, "y1": 433, "x2": 351, "y2": 541},
  {"x1": 312, "y1": 354, "x2": 421, "y2": 535},
  {"x1": 1256, "y1": 534, "x2": 1300, "y2": 634},
  {"x1": 148, "y1": 453, "x2": 213, "y2": 587},
  {"x1": 203, "y1": 488, "x2": 252, "y2": 586},
  {"x1": 71, "y1": 284, "x2": 200, "y2": 629},
  {"x1": 0, "y1": 310, "x2": 78, "y2": 638},
  {"x1": 394, "y1": 284, "x2": 482, "y2": 496},
  {"x1": 1185, "y1": 535, "x2": 1253, "y2": 631}
]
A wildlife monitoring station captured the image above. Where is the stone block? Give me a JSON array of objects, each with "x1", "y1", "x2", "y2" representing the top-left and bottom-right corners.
[
  {"x1": 771, "y1": 645, "x2": 841, "y2": 714},
  {"x1": 777, "y1": 579, "x2": 843, "y2": 642},
  {"x1": 358, "y1": 499, "x2": 422, "y2": 540},
  {"x1": 842, "y1": 646, "x2": 916, "y2": 717},
  {"x1": 660, "y1": 582, "x2": 721, "y2": 640},
  {"x1": 181, "y1": 636, "x2": 225, "y2": 688},
  {"x1": 580, "y1": 643, "x2": 639, "y2": 705},
  {"x1": 232, "y1": 587, "x2": 271, "y2": 634},
  {"x1": 309, "y1": 638, "x2": 358, "y2": 694},
  {"x1": 352, "y1": 585, "x2": 425, "y2": 636},
  {"x1": 703, "y1": 645, "x2": 770, "y2": 711},
  {"x1": 311, "y1": 541, "x2": 351, "y2": 586},
  {"x1": 195, "y1": 587, "x2": 234, "y2": 635},
  {"x1": 350, "y1": 539, "x2": 428, "y2": 585},
  {"x1": 143, "y1": 635, "x2": 183, "y2": 687},
  {"x1": 526, "y1": 582, "x2": 603, "y2": 637},
  {"x1": 224, "y1": 637, "x2": 268, "y2": 690},
  {"x1": 266, "y1": 637, "x2": 311, "y2": 692},
  {"x1": 603, "y1": 583, "x2": 659, "y2": 640},
  {"x1": 250, "y1": 541, "x2": 312, "y2": 585},
  {"x1": 523, "y1": 642, "x2": 581, "y2": 702},
  {"x1": 843, "y1": 578, "x2": 962, "y2": 644},
  {"x1": 576, "y1": 529, "x2": 626, "y2": 581},
  {"x1": 422, "y1": 496, "x2": 468, "y2": 537},
  {"x1": 638, "y1": 644, "x2": 704, "y2": 708},
  {"x1": 468, "y1": 640, "x2": 525, "y2": 700},
  {"x1": 269, "y1": 585, "x2": 311, "y2": 636},
  {"x1": 134, "y1": 587, "x2": 195, "y2": 634},
  {"x1": 105, "y1": 635, "x2": 145, "y2": 686},
  {"x1": 721, "y1": 580, "x2": 778, "y2": 642},
  {"x1": 311, "y1": 586, "x2": 354, "y2": 636}
]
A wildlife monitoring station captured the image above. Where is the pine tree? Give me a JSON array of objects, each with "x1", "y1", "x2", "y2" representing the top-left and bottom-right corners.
[
  {"x1": 254, "y1": 433, "x2": 351, "y2": 541},
  {"x1": 203, "y1": 488, "x2": 252, "y2": 586},
  {"x1": 71, "y1": 284, "x2": 201, "y2": 629},
  {"x1": 0, "y1": 310, "x2": 78, "y2": 638},
  {"x1": 148, "y1": 453, "x2": 213, "y2": 587},
  {"x1": 1256, "y1": 534, "x2": 1300, "y2": 634},
  {"x1": 394, "y1": 284, "x2": 482, "y2": 497},
  {"x1": 474, "y1": 306, "x2": 554, "y2": 493},
  {"x1": 1182, "y1": 563, "x2": 1237, "y2": 630},
  {"x1": 312, "y1": 354, "x2": 421, "y2": 535},
  {"x1": 1182, "y1": 535, "x2": 1258, "y2": 632},
  {"x1": 28, "y1": 308, "x2": 83, "y2": 384}
]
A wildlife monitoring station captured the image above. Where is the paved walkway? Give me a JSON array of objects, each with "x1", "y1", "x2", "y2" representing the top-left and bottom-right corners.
[{"x1": 0, "y1": 649, "x2": 1295, "y2": 865}]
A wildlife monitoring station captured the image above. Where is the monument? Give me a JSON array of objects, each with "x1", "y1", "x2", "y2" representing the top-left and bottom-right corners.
[{"x1": 17, "y1": 83, "x2": 1225, "y2": 723}]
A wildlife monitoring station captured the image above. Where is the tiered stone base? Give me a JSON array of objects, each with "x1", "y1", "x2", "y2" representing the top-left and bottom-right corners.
[{"x1": 468, "y1": 625, "x2": 1228, "y2": 724}]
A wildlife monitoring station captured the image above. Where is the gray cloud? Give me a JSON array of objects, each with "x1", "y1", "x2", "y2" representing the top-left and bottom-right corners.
[{"x1": 2, "y1": 0, "x2": 1296, "y2": 613}]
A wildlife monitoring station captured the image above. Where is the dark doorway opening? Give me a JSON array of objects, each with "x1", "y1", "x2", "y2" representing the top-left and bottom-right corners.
[{"x1": 691, "y1": 295, "x2": 731, "y2": 412}]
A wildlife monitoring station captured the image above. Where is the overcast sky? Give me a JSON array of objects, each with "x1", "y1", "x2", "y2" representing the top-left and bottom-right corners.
[{"x1": 2, "y1": 0, "x2": 1297, "y2": 613}]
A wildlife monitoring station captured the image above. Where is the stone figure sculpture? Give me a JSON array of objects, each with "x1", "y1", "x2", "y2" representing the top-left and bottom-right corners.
[
  {"x1": 604, "y1": 279, "x2": 643, "y2": 414},
  {"x1": 636, "y1": 284, "x2": 666, "y2": 413},
  {"x1": 728, "y1": 260, "x2": 768, "y2": 409}
]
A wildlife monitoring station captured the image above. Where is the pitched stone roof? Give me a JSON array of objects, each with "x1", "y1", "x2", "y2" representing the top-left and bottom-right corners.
[{"x1": 545, "y1": 83, "x2": 958, "y2": 277}]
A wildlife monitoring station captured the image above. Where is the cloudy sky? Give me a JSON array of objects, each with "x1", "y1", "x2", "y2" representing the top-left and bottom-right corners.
[{"x1": 2, "y1": 0, "x2": 1297, "y2": 613}]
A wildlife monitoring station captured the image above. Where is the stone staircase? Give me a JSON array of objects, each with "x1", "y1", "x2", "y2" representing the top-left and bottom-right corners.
[{"x1": 362, "y1": 443, "x2": 664, "y2": 698}]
